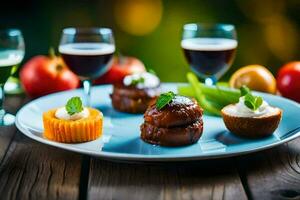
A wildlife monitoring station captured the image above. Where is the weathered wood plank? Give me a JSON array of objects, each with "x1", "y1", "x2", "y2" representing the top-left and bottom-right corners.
[
  {"x1": 0, "y1": 132, "x2": 83, "y2": 200},
  {"x1": 237, "y1": 137, "x2": 300, "y2": 200},
  {"x1": 88, "y1": 159, "x2": 247, "y2": 200},
  {"x1": 0, "y1": 95, "x2": 28, "y2": 162},
  {"x1": 0, "y1": 125, "x2": 16, "y2": 162}
]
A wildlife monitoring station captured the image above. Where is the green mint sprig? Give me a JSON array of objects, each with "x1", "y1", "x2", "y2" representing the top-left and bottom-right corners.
[
  {"x1": 147, "y1": 68, "x2": 157, "y2": 75},
  {"x1": 66, "y1": 96, "x2": 84, "y2": 115},
  {"x1": 156, "y1": 91, "x2": 176, "y2": 110},
  {"x1": 240, "y1": 85, "x2": 251, "y2": 96},
  {"x1": 240, "y1": 86, "x2": 263, "y2": 111},
  {"x1": 130, "y1": 77, "x2": 145, "y2": 86}
]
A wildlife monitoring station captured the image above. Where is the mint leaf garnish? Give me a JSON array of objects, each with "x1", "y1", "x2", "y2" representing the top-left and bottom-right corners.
[
  {"x1": 156, "y1": 91, "x2": 175, "y2": 110},
  {"x1": 244, "y1": 93, "x2": 255, "y2": 110},
  {"x1": 255, "y1": 96, "x2": 263, "y2": 109},
  {"x1": 241, "y1": 86, "x2": 264, "y2": 111},
  {"x1": 130, "y1": 77, "x2": 145, "y2": 86},
  {"x1": 66, "y1": 97, "x2": 83, "y2": 115},
  {"x1": 240, "y1": 85, "x2": 251, "y2": 96},
  {"x1": 147, "y1": 68, "x2": 157, "y2": 75}
]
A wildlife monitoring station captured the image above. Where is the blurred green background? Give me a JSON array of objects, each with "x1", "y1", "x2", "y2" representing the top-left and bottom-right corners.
[{"x1": 1, "y1": 0, "x2": 300, "y2": 82}]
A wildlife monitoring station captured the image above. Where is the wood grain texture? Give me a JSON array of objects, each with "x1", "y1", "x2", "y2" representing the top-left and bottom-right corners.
[
  {"x1": 0, "y1": 125, "x2": 16, "y2": 162},
  {"x1": 88, "y1": 159, "x2": 247, "y2": 200},
  {"x1": 0, "y1": 131, "x2": 83, "y2": 200},
  {"x1": 0, "y1": 95, "x2": 28, "y2": 163},
  {"x1": 237, "y1": 137, "x2": 300, "y2": 200}
]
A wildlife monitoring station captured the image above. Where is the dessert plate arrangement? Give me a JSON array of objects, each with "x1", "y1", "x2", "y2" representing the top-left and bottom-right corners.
[{"x1": 16, "y1": 83, "x2": 300, "y2": 162}]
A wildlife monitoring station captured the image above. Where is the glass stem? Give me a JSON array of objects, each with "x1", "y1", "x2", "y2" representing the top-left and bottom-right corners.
[
  {"x1": 0, "y1": 84, "x2": 5, "y2": 125},
  {"x1": 205, "y1": 77, "x2": 217, "y2": 86},
  {"x1": 83, "y1": 79, "x2": 92, "y2": 107}
]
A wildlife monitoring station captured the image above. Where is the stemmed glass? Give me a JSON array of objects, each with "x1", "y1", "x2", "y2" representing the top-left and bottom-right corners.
[
  {"x1": 181, "y1": 23, "x2": 237, "y2": 85},
  {"x1": 59, "y1": 27, "x2": 115, "y2": 106},
  {"x1": 0, "y1": 29, "x2": 25, "y2": 126}
]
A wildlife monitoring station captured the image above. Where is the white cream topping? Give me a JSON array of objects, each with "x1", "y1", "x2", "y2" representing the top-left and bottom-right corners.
[
  {"x1": 225, "y1": 96, "x2": 276, "y2": 117},
  {"x1": 55, "y1": 107, "x2": 89, "y2": 120},
  {"x1": 123, "y1": 72, "x2": 160, "y2": 89}
]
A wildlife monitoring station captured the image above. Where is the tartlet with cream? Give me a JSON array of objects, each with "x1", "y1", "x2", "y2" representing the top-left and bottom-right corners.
[
  {"x1": 221, "y1": 87, "x2": 282, "y2": 138},
  {"x1": 43, "y1": 97, "x2": 103, "y2": 143}
]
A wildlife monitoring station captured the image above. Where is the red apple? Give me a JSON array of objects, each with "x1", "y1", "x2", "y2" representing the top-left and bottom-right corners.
[
  {"x1": 20, "y1": 54, "x2": 80, "y2": 98},
  {"x1": 277, "y1": 61, "x2": 300, "y2": 103},
  {"x1": 94, "y1": 56, "x2": 146, "y2": 85}
]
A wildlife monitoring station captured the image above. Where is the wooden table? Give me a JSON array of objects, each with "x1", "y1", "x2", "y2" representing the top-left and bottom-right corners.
[{"x1": 1, "y1": 95, "x2": 300, "y2": 200}]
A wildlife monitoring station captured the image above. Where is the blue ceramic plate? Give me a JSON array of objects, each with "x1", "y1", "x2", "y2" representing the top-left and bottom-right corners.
[{"x1": 16, "y1": 83, "x2": 300, "y2": 162}]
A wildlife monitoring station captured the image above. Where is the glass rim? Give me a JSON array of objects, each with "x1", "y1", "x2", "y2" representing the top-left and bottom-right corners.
[
  {"x1": 0, "y1": 28, "x2": 22, "y2": 36},
  {"x1": 183, "y1": 23, "x2": 235, "y2": 31},
  {"x1": 62, "y1": 27, "x2": 113, "y2": 35}
]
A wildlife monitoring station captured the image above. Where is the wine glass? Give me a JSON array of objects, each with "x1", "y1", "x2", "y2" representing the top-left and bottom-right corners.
[
  {"x1": 59, "y1": 27, "x2": 115, "y2": 106},
  {"x1": 181, "y1": 23, "x2": 237, "y2": 85},
  {"x1": 0, "y1": 29, "x2": 25, "y2": 126}
]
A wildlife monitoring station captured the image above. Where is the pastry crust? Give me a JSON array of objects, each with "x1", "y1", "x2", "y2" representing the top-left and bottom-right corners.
[
  {"x1": 43, "y1": 108, "x2": 103, "y2": 143},
  {"x1": 221, "y1": 104, "x2": 282, "y2": 138}
]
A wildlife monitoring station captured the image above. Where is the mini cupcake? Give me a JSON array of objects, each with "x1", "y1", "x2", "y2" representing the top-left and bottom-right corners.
[{"x1": 43, "y1": 97, "x2": 103, "y2": 143}]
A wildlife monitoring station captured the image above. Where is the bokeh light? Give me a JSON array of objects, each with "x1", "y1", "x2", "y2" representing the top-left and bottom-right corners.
[
  {"x1": 114, "y1": 0, "x2": 163, "y2": 36},
  {"x1": 237, "y1": 0, "x2": 299, "y2": 63}
]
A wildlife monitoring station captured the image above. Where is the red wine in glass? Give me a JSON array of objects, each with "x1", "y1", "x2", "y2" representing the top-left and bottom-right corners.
[
  {"x1": 59, "y1": 43, "x2": 115, "y2": 80},
  {"x1": 181, "y1": 38, "x2": 237, "y2": 81},
  {"x1": 59, "y1": 27, "x2": 115, "y2": 106},
  {"x1": 182, "y1": 24, "x2": 237, "y2": 85}
]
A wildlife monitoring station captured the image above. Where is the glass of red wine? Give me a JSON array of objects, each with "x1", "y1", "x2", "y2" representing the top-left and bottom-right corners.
[
  {"x1": 181, "y1": 23, "x2": 237, "y2": 85},
  {"x1": 59, "y1": 27, "x2": 115, "y2": 106}
]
